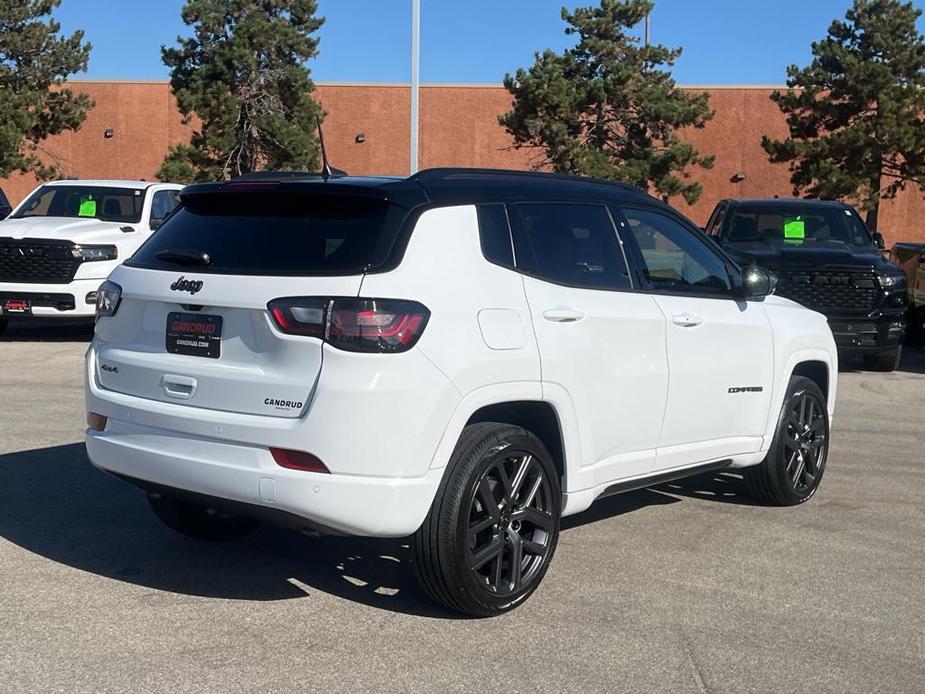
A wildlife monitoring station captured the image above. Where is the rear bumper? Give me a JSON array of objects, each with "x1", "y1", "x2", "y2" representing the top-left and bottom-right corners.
[
  {"x1": 0, "y1": 278, "x2": 104, "y2": 318},
  {"x1": 86, "y1": 419, "x2": 443, "y2": 537}
]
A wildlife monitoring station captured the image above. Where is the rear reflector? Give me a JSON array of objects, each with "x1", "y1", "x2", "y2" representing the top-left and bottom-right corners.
[
  {"x1": 270, "y1": 447, "x2": 330, "y2": 473},
  {"x1": 87, "y1": 413, "x2": 108, "y2": 431},
  {"x1": 268, "y1": 297, "x2": 429, "y2": 353}
]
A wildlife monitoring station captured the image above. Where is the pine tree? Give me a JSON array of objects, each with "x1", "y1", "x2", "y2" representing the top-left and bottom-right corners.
[
  {"x1": 158, "y1": 0, "x2": 324, "y2": 182},
  {"x1": 500, "y1": 0, "x2": 714, "y2": 205},
  {"x1": 0, "y1": 0, "x2": 92, "y2": 179},
  {"x1": 762, "y1": 0, "x2": 925, "y2": 231}
]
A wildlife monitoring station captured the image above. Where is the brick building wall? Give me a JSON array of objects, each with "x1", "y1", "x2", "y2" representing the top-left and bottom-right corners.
[{"x1": 1, "y1": 80, "x2": 922, "y2": 246}]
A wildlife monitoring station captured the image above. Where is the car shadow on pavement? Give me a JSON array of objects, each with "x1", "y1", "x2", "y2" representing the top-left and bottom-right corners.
[
  {"x1": 656, "y1": 470, "x2": 765, "y2": 506},
  {"x1": 837, "y1": 344, "x2": 925, "y2": 374},
  {"x1": 0, "y1": 442, "x2": 678, "y2": 618},
  {"x1": 0, "y1": 320, "x2": 94, "y2": 342}
]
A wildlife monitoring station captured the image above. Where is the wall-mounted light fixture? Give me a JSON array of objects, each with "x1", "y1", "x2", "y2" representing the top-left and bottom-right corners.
[
  {"x1": 731, "y1": 172, "x2": 746, "y2": 183},
  {"x1": 104, "y1": 129, "x2": 115, "y2": 139},
  {"x1": 355, "y1": 133, "x2": 366, "y2": 144}
]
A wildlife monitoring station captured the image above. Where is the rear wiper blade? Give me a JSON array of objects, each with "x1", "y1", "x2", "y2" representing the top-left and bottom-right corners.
[{"x1": 154, "y1": 249, "x2": 212, "y2": 267}]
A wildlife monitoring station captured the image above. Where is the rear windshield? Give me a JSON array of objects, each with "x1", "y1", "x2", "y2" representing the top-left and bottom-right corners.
[
  {"x1": 127, "y1": 193, "x2": 410, "y2": 276},
  {"x1": 12, "y1": 185, "x2": 147, "y2": 223},
  {"x1": 721, "y1": 203, "x2": 874, "y2": 248}
]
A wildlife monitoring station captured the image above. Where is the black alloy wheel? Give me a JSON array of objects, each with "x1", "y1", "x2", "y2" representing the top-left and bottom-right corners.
[
  {"x1": 413, "y1": 423, "x2": 561, "y2": 617},
  {"x1": 466, "y1": 450, "x2": 556, "y2": 597},
  {"x1": 780, "y1": 389, "x2": 828, "y2": 495},
  {"x1": 744, "y1": 375, "x2": 829, "y2": 506}
]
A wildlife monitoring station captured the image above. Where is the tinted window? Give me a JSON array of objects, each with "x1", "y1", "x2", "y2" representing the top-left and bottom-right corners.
[
  {"x1": 621, "y1": 207, "x2": 732, "y2": 294},
  {"x1": 723, "y1": 203, "x2": 874, "y2": 247},
  {"x1": 477, "y1": 204, "x2": 515, "y2": 269},
  {"x1": 511, "y1": 203, "x2": 630, "y2": 290},
  {"x1": 151, "y1": 190, "x2": 180, "y2": 222},
  {"x1": 12, "y1": 185, "x2": 147, "y2": 223},
  {"x1": 129, "y1": 192, "x2": 409, "y2": 276}
]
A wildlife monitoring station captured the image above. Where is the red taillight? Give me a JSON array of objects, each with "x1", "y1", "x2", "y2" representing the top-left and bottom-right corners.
[
  {"x1": 270, "y1": 447, "x2": 330, "y2": 473},
  {"x1": 267, "y1": 297, "x2": 429, "y2": 353},
  {"x1": 268, "y1": 297, "x2": 327, "y2": 337}
]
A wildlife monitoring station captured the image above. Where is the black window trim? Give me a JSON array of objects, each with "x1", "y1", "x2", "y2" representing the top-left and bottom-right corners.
[
  {"x1": 504, "y1": 199, "x2": 637, "y2": 293},
  {"x1": 612, "y1": 203, "x2": 743, "y2": 302}
]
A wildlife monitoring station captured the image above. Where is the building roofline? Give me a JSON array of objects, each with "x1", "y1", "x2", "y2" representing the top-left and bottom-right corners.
[{"x1": 66, "y1": 78, "x2": 790, "y2": 90}]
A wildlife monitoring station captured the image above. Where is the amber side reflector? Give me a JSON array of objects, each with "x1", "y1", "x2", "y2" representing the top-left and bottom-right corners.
[
  {"x1": 270, "y1": 447, "x2": 330, "y2": 473},
  {"x1": 87, "y1": 413, "x2": 108, "y2": 431}
]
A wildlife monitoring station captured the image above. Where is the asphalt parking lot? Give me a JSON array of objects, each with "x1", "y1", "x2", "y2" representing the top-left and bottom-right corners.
[{"x1": 1, "y1": 320, "x2": 923, "y2": 693}]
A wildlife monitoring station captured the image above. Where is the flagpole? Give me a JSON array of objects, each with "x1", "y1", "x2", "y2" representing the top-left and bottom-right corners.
[{"x1": 410, "y1": 0, "x2": 421, "y2": 174}]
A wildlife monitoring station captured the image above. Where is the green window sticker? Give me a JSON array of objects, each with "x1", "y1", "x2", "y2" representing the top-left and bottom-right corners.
[
  {"x1": 783, "y1": 217, "x2": 805, "y2": 241},
  {"x1": 78, "y1": 197, "x2": 97, "y2": 217}
]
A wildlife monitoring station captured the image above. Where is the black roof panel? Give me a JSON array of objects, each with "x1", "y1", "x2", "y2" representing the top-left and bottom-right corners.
[{"x1": 183, "y1": 167, "x2": 664, "y2": 210}]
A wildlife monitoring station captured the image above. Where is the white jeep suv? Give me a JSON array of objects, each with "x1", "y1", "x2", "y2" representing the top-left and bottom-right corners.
[
  {"x1": 85, "y1": 169, "x2": 837, "y2": 616},
  {"x1": 0, "y1": 179, "x2": 182, "y2": 334}
]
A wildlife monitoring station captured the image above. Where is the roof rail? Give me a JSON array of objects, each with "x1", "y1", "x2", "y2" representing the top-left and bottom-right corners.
[
  {"x1": 409, "y1": 167, "x2": 642, "y2": 192},
  {"x1": 232, "y1": 169, "x2": 348, "y2": 182}
]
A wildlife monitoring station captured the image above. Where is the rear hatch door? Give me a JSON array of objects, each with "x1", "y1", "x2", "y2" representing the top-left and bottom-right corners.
[{"x1": 93, "y1": 183, "x2": 415, "y2": 418}]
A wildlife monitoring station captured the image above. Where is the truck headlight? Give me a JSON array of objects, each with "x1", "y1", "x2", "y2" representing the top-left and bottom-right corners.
[
  {"x1": 95, "y1": 281, "x2": 122, "y2": 321},
  {"x1": 878, "y1": 268, "x2": 906, "y2": 290},
  {"x1": 72, "y1": 245, "x2": 118, "y2": 262}
]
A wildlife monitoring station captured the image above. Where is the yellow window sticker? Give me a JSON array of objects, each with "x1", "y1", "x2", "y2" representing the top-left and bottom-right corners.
[
  {"x1": 783, "y1": 217, "x2": 805, "y2": 240},
  {"x1": 78, "y1": 197, "x2": 97, "y2": 217}
]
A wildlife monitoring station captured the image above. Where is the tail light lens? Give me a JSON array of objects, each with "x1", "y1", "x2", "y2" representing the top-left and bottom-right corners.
[
  {"x1": 95, "y1": 280, "x2": 122, "y2": 321},
  {"x1": 268, "y1": 297, "x2": 429, "y2": 353}
]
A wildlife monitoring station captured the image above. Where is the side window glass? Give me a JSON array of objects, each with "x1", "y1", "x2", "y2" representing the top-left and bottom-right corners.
[
  {"x1": 151, "y1": 190, "x2": 180, "y2": 225},
  {"x1": 707, "y1": 204, "x2": 726, "y2": 236},
  {"x1": 512, "y1": 203, "x2": 630, "y2": 290},
  {"x1": 477, "y1": 203, "x2": 514, "y2": 269},
  {"x1": 620, "y1": 207, "x2": 732, "y2": 295}
]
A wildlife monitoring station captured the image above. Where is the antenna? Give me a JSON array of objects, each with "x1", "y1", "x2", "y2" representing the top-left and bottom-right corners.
[{"x1": 317, "y1": 118, "x2": 333, "y2": 181}]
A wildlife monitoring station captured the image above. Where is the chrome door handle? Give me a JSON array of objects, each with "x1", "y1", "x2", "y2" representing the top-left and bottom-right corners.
[
  {"x1": 671, "y1": 313, "x2": 703, "y2": 328},
  {"x1": 543, "y1": 308, "x2": 585, "y2": 323}
]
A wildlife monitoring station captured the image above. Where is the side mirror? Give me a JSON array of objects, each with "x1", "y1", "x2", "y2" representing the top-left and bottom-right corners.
[
  {"x1": 873, "y1": 232, "x2": 885, "y2": 250},
  {"x1": 150, "y1": 218, "x2": 163, "y2": 231},
  {"x1": 738, "y1": 266, "x2": 776, "y2": 301}
]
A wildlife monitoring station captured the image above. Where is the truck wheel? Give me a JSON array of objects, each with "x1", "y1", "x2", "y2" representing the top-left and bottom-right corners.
[
  {"x1": 147, "y1": 493, "x2": 260, "y2": 541},
  {"x1": 744, "y1": 376, "x2": 829, "y2": 506},
  {"x1": 863, "y1": 346, "x2": 902, "y2": 372},
  {"x1": 413, "y1": 423, "x2": 561, "y2": 617}
]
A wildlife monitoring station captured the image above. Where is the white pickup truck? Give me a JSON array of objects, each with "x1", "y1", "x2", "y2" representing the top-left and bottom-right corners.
[{"x1": 0, "y1": 180, "x2": 182, "y2": 335}]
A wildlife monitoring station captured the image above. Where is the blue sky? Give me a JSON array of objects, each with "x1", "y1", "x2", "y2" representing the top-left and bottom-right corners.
[{"x1": 56, "y1": 0, "x2": 925, "y2": 84}]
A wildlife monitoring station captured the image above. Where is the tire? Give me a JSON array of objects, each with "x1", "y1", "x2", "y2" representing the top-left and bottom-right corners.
[
  {"x1": 744, "y1": 376, "x2": 829, "y2": 506},
  {"x1": 147, "y1": 493, "x2": 261, "y2": 541},
  {"x1": 413, "y1": 423, "x2": 561, "y2": 617},
  {"x1": 906, "y1": 308, "x2": 924, "y2": 346},
  {"x1": 863, "y1": 346, "x2": 902, "y2": 372}
]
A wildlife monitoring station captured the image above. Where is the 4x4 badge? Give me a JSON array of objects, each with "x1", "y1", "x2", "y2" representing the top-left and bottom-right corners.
[{"x1": 170, "y1": 276, "x2": 203, "y2": 295}]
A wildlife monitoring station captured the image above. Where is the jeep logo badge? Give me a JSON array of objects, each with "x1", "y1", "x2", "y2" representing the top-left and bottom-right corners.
[{"x1": 170, "y1": 276, "x2": 203, "y2": 295}]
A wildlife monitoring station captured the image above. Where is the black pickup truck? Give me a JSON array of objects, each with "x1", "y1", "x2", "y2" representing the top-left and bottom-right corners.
[{"x1": 706, "y1": 198, "x2": 907, "y2": 371}]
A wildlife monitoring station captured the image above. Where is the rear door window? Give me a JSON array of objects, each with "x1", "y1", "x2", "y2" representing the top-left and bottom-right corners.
[
  {"x1": 510, "y1": 203, "x2": 631, "y2": 290},
  {"x1": 129, "y1": 192, "x2": 409, "y2": 276}
]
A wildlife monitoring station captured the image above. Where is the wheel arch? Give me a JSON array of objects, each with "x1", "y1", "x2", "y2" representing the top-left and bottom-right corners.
[
  {"x1": 791, "y1": 360, "x2": 830, "y2": 402},
  {"x1": 465, "y1": 401, "x2": 566, "y2": 485}
]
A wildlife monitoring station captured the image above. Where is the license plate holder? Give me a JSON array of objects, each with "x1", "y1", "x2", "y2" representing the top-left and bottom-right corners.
[
  {"x1": 166, "y1": 312, "x2": 222, "y2": 359},
  {"x1": 2, "y1": 299, "x2": 32, "y2": 316}
]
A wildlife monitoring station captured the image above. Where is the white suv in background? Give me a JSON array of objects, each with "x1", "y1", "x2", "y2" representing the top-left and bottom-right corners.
[
  {"x1": 85, "y1": 169, "x2": 837, "y2": 616},
  {"x1": 0, "y1": 180, "x2": 182, "y2": 335}
]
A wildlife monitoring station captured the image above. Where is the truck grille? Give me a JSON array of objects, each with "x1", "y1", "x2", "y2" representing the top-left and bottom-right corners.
[
  {"x1": 0, "y1": 239, "x2": 79, "y2": 284},
  {"x1": 775, "y1": 270, "x2": 879, "y2": 313}
]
